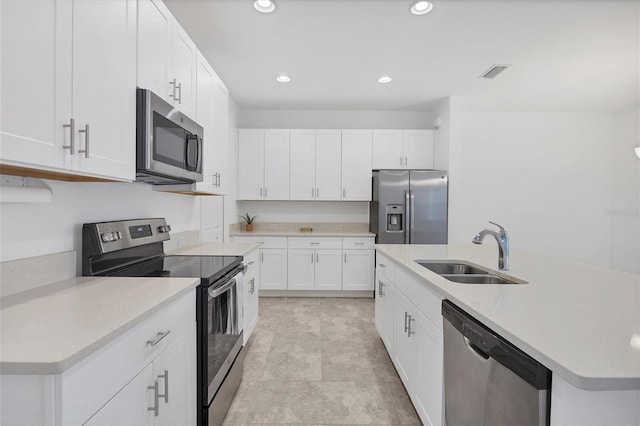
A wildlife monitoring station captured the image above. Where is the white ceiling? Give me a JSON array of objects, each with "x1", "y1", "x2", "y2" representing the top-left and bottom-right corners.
[{"x1": 165, "y1": 0, "x2": 640, "y2": 112}]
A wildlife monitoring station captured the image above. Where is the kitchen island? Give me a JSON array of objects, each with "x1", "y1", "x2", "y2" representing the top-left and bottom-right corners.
[{"x1": 375, "y1": 243, "x2": 640, "y2": 426}]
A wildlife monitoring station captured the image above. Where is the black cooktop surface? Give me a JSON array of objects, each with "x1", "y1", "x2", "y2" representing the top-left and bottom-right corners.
[{"x1": 112, "y1": 255, "x2": 242, "y2": 285}]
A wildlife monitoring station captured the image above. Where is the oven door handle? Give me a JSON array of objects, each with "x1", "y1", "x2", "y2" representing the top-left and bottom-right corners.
[{"x1": 208, "y1": 276, "x2": 237, "y2": 298}]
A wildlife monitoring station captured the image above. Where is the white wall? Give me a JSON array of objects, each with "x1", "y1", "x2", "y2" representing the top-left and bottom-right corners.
[
  {"x1": 433, "y1": 97, "x2": 451, "y2": 170},
  {"x1": 448, "y1": 106, "x2": 616, "y2": 269},
  {"x1": 0, "y1": 181, "x2": 201, "y2": 267},
  {"x1": 609, "y1": 107, "x2": 640, "y2": 273},
  {"x1": 223, "y1": 98, "x2": 240, "y2": 241},
  {"x1": 238, "y1": 109, "x2": 435, "y2": 129},
  {"x1": 236, "y1": 201, "x2": 369, "y2": 224}
]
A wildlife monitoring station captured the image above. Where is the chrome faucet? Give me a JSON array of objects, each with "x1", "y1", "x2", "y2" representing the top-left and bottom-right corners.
[{"x1": 472, "y1": 222, "x2": 510, "y2": 271}]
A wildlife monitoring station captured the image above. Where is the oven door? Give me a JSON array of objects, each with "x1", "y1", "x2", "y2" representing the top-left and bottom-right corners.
[{"x1": 206, "y1": 273, "x2": 244, "y2": 404}]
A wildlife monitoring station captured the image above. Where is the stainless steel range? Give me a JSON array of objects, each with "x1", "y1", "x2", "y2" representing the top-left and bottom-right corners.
[{"x1": 82, "y1": 218, "x2": 245, "y2": 426}]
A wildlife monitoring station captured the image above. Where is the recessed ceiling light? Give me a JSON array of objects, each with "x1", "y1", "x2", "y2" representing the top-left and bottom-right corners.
[
  {"x1": 410, "y1": 1, "x2": 433, "y2": 15},
  {"x1": 276, "y1": 75, "x2": 291, "y2": 83},
  {"x1": 377, "y1": 75, "x2": 392, "y2": 84},
  {"x1": 254, "y1": 0, "x2": 275, "y2": 13}
]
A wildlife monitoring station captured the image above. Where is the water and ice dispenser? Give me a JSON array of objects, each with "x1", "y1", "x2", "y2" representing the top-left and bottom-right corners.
[{"x1": 386, "y1": 205, "x2": 404, "y2": 232}]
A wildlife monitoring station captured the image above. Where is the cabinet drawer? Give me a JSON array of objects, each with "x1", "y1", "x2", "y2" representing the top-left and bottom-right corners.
[
  {"x1": 288, "y1": 237, "x2": 342, "y2": 249},
  {"x1": 376, "y1": 252, "x2": 395, "y2": 282},
  {"x1": 233, "y1": 236, "x2": 287, "y2": 249},
  {"x1": 343, "y1": 237, "x2": 375, "y2": 250},
  {"x1": 58, "y1": 289, "x2": 196, "y2": 425},
  {"x1": 395, "y1": 267, "x2": 443, "y2": 331}
]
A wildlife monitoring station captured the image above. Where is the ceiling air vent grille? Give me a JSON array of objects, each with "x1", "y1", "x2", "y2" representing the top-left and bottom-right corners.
[{"x1": 480, "y1": 64, "x2": 510, "y2": 79}]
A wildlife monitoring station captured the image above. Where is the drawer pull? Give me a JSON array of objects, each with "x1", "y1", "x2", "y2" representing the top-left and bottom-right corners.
[
  {"x1": 310, "y1": 242, "x2": 320, "y2": 245},
  {"x1": 147, "y1": 330, "x2": 171, "y2": 347},
  {"x1": 158, "y1": 370, "x2": 169, "y2": 403},
  {"x1": 354, "y1": 242, "x2": 364, "y2": 246},
  {"x1": 148, "y1": 379, "x2": 160, "y2": 417},
  {"x1": 378, "y1": 263, "x2": 386, "y2": 268}
]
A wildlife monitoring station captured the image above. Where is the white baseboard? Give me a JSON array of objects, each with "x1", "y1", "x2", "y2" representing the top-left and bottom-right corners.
[{"x1": 259, "y1": 290, "x2": 373, "y2": 298}]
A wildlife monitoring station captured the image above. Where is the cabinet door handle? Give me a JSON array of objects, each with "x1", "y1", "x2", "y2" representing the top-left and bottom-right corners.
[
  {"x1": 146, "y1": 330, "x2": 171, "y2": 347},
  {"x1": 147, "y1": 379, "x2": 160, "y2": 417},
  {"x1": 344, "y1": 253, "x2": 347, "y2": 263},
  {"x1": 78, "y1": 124, "x2": 90, "y2": 158},
  {"x1": 250, "y1": 277, "x2": 255, "y2": 293},
  {"x1": 377, "y1": 263, "x2": 386, "y2": 268},
  {"x1": 63, "y1": 118, "x2": 75, "y2": 154},
  {"x1": 316, "y1": 187, "x2": 319, "y2": 198},
  {"x1": 378, "y1": 280, "x2": 385, "y2": 296},
  {"x1": 264, "y1": 187, "x2": 268, "y2": 197},
  {"x1": 343, "y1": 188, "x2": 346, "y2": 198},
  {"x1": 176, "y1": 82, "x2": 182, "y2": 104},
  {"x1": 169, "y1": 78, "x2": 177, "y2": 99},
  {"x1": 260, "y1": 187, "x2": 263, "y2": 197},
  {"x1": 218, "y1": 173, "x2": 221, "y2": 188},
  {"x1": 158, "y1": 370, "x2": 169, "y2": 403},
  {"x1": 404, "y1": 156, "x2": 408, "y2": 166},
  {"x1": 311, "y1": 253, "x2": 314, "y2": 263},
  {"x1": 316, "y1": 252, "x2": 319, "y2": 262},
  {"x1": 404, "y1": 311, "x2": 409, "y2": 333},
  {"x1": 400, "y1": 156, "x2": 403, "y2": 166},
  {"x1": 407, "y1": 315, "x2": 415, "y2": 337},
  {"x1": 261, "y1": 252, "x2": 264, "y2": 262}
]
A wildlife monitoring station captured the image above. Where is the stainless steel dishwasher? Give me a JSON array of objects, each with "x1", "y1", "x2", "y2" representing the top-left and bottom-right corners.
[{"x1": 442, "y1": 300, "x2": 551, "y2": 426}]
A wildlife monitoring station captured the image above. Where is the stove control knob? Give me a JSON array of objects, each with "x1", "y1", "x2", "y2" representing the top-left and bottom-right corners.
[
  {"x1": 101, "y1": 232, "x2": 114, "y2": 242},
  {"x1": 113, "y1": 231, "x2": 123, "y2": 241},
  {"x1": 158, "y1": 225, "x2": 172, "y2": 234}
]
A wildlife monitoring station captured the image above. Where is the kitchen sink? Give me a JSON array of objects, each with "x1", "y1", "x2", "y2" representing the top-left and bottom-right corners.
[
  {"x1": 441, "y1": 274, "x2": 526, "y2": 285},
  {"x1": 418, "y1": 261, "x2": 490, "y2": 275},
  {"x1": 416, "y1": 260, "x2": 528, "y2": 285}
]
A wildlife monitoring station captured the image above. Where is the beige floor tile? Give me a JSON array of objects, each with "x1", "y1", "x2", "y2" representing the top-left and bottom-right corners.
[
  {"x1": 322, "y1": 381, "x2": 399, "y2": 425},
  {"x1": 247, "y1": 381, "x2": 324, "y2": 424},
  {"x1": 263, "y1": 349, "x2": 322, "y2": 381},
  {"x1": 385, "y1": 379, "x2": 422, "y2": 425},
  {"x1": 246, "y1": 328, "x2": 275, "y2": 353}
]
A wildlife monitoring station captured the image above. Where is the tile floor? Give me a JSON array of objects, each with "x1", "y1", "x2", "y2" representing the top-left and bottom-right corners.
[{"x1": 223, "y1": 297, "x2": 421, "y2": 425}]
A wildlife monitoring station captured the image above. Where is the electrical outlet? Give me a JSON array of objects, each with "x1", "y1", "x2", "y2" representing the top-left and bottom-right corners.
[
  {"x1": 177, "y1": 235, "x2": 185, "y2": 246},
  {"x1": 335, "y1": 224, "x2": 344, "y2": 231},
  {"x1": 269, "y1": 224, "x2": 279, "y2": 230}
]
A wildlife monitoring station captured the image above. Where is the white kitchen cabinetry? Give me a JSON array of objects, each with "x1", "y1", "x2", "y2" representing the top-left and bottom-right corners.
[
  {"x1": 288, "y1": 238, "x2": 343, "y2": 290},
  {"x1": 375, "y1": 253, "x2": 443, "y2": 426},
  {"x1": 341, "y1": 130, "x2": 373, "y2": 201},
  {"x1": 232, "y1": 236, "x2": 288, "y2": 290},
  {"x1": 1, "y1": 290, "x2": 196, "y2": 426},
  {"x1": 1, "y1": 0, "x2": 136, "y2": 182},
  {"x1": 238, "y1": 129, "x2": 290, "y2": 200},
  {"x1": 243, "y1": 248, "x2": 260, "y2": 343},
  {"x1": 289, "y1": 129, "x2": 342, "y2": 201},
  {"x1": 342, "y1": 238, "x2": 374, "y2": 291},
  {"x1": 372, "y1": 130, "x2": 434, "y2": 170},
  {"x1": 138, "y1": 0, "x2": 196, "y2": 118}
]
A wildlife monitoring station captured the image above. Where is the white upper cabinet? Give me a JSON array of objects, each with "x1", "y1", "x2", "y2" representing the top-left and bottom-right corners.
[
  {"x1": 289, "y1": 129, "x2": 342, "y2": 201},
  {"x1": 238, "y1": 129, "x2": 290, "y2": 200},
  {"x1": 372, "y1": 129, "x2": 434, "y2": 170},
  {"x1": 210, "y1": 74, "x2": 229, "y2": 194},
  {"x1": 289, "y1": 129, "x2": 316, "y2": 200},
  {"x1": 1, "y1": 0, "x2": 136, "y2": 181},
  {"x1": 137, "y1": 0, "x2": 196, "y2": 118},
  {"x1": 71, "y1": 0, "x2": 137, "y2": 181},
  {"x1": 341, "y1": 129, "x2": 373, "y2": 201},
  {"x1": 315, "y1": 130, "x2": 342, "y2": 200},
  {"x1": 264, "y1": 129, "x2": 290, "y2": 200},
  {"x1": 137, "y1": 0, "x2": 171, "y2": 101},
  {"x1": 0, "y1": 0, "x2": 71, "y2": 172},
  {"x1": 238, "y1": 129, "x2": 265, "y2": 200},
  {"x1": 403, "y1": 130, "x2": 434, "y2": 169}
]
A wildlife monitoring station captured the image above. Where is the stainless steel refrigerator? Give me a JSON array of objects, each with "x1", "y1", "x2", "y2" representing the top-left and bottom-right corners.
[{"x1": 370, "y1": 170, "x2": 448, "y2": 244}]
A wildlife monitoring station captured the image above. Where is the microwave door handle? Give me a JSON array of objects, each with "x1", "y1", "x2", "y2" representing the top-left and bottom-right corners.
[{"x1": 185, "y1": 134, "x2": 198, "y2": 172}]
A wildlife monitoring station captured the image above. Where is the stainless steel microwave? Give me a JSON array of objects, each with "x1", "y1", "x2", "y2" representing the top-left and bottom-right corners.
[{"x1": 136, "y1": 88, "x2": 203, "y2": 184}]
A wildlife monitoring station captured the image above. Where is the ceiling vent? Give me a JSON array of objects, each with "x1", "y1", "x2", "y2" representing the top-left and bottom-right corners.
[{"x1": 480, "y1": 65, "x2": 510, "y2": 79}]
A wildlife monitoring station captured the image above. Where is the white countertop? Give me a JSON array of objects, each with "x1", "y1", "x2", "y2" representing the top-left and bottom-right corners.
[
  {"x1": 0, "y1": 276, "x2": 199, "y2": 375},
  {"x1": 231, "y1": 230, "x2": 376, "y2": 237},
  {"x1": 169, "y1": 242, "x2": 262, "y2": 256},
  {"x1": 375, "y1": 244, "x2": 640, "y2": 391}
]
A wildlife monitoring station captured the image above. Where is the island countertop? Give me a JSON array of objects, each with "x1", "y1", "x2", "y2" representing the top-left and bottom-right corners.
[{"x1": 375, "y1": 244, "x2": 640, "y2": 391}]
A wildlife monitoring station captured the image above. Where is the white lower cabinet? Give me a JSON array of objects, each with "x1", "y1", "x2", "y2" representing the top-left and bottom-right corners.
[
  {"x1": 287, "y1": 249, "x2": 342, "y2": 290},
  {"x1": 1, "y1": 290, "x2": 197, "y2": 426},
  {"x1": 243, "y1": 248, "x2": 260, "y2": 343},
  {"x1": 375, "y1": 252, "x2": 443, "y2": 426},
  {"x1": 342, "y1": 249, "x2": 374, "y2": 291},
  {"x1": 260, "y1": 249, "x2": 288, "y2": 290}
]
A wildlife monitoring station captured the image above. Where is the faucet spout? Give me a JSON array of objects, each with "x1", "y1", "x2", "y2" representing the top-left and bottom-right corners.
[{"x1": 472, "y1": 222, "x2": 510, "y2": 271}]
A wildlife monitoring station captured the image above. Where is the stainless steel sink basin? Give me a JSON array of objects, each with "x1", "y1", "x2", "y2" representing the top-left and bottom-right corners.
[
  {"x1": 441, "y1": 274, "x2": 526, "y2": 285},
  {"x1": 416, "y1": 260, "x2": 527, "y2": 285},
  {"x1": 418, "y1": 261, "x2": 490, "y2": 275}
]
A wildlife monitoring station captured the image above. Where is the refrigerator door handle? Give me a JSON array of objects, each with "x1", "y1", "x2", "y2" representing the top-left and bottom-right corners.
[
  {"x1": 405, "y1": 190, "x2": 410, "y2": 244},
  {"x1": 409, "y1": 190, "x2": 416, "y2": 244}
]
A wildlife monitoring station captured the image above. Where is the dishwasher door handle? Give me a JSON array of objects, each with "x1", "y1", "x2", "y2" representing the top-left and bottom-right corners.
[{"x1": 463, "y1": 336, "x2": 490, "y2": 360}]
